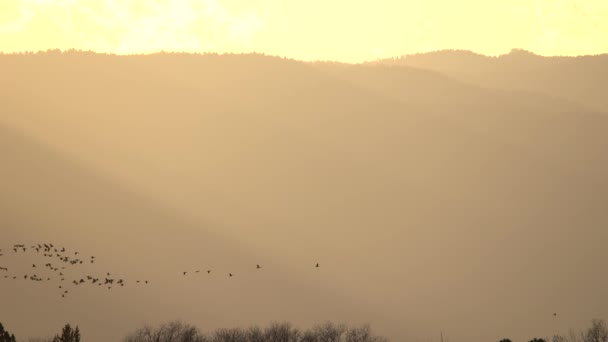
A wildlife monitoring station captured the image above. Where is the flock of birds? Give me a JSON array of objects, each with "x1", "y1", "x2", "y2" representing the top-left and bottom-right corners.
[
  {"x1": 0, "y1": 243, "x2": 561, "y2": 320},
  {"x1": 0, "y1": 243, "x2": 321, "y2": 299}
]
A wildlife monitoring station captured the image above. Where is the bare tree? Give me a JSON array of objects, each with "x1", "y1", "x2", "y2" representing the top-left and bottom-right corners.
[
  {"x1": 211, "y1": 328, "x2": 247, "y2": 342},
  {"x1": 583, "y1": 319, "x2": 608, "y2": 342},
  {"x1": 124, "y1": 321, "x2": 207, "y2": 342},
  {"x1": 264, "y1": 322, "x2": 300, "y2": 342},
  {"x1": 125, "y1": 321, "x2": 389, "y2": 342},
  {"x1": 345, "y1": 325, "x2": 388, "y2": 342},
  {"x1": 313, "y1": 322, "x2": 347, "y2": 342},
  {"x1": 300, "y1": 330, "x2": 319, "y2": 342},
  {"x1": 247, "y1": 326, "x2": 265, "y2": 342},
  {"x1": 568, "y1": 329, "x2": 582, "y2": 342}
]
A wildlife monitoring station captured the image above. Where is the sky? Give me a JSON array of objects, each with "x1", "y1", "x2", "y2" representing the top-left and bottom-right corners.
[{"x1": 0, "y1": 0, "x2": 607, "y2": 62}]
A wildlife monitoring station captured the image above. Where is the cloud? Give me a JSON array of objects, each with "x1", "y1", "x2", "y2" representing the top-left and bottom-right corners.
[{"x1": 0, "y1": 0, "x2": 266, "y2": 53}]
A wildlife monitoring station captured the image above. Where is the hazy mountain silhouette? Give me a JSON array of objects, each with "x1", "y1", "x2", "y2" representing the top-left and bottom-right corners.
[
  {"x1": 372, "y1": 49, "x2": 608, "y2": 113},
  {"x1": 1, "y1": 51, "x2": 607, "y2": 342}
]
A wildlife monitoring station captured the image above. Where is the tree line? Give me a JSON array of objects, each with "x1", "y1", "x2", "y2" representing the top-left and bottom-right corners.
[
  {"x1": 1, "y1": 323, "x2": 79, "y2": 342},
  {"x1": 1, "y1": 319, "x2": 606, "y2": 342},
  {"x1": 501, "y1": 319, "x2": 608, "y2": 342}
]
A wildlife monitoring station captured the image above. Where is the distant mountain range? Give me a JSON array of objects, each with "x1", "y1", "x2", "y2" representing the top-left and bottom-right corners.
[
  {"x1": 1, "y1": 51, "x2": 607, "y2": 342},
  {"x1": 371, "y1": 49, "x2": 608, "y2": 113}
]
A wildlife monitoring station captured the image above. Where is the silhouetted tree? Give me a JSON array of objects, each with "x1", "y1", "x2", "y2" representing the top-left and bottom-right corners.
[
  {"x1": 52, "y1": 324, "x2": 80, "y2": 342},
  {"x1": 124, "y1": 321, "x2": 206, "y2": 342},
  {"x1": 125, "y1": 321, "x2": 389, "y2": 342},
  {"x1": 553, "y1": 334, "x2": 569, "y2": 342},
  {"x1": 500, "y1": 339, "x2": 513, "y2": 342},
  {"x1": 529, "y1": 338, "x2": 547, "y2": 342},
  {"x1": 246, "y1": 327, "x2": 265, "y2": 342},
  {"x1": 583, "y1": 319, "x2": 608, "y2": 342},
  {"x1": 299, "y1": 330, "x2": 319, "y2": 342},
  {"x1": 345, "y1": 325, "x2": 388, "y2": 342},
  {"x1": 0, "y1": 323, "x2": 16, "y2": 342},
  {"x1": 313, "y1": 322, "x2": 347, "y2": 342},
  {"x1": 212, "y1": 327, "x2": 247, "y2": 342},
  {"x1": 263, "y1": 322, "x2": 299, "y2": 342}
]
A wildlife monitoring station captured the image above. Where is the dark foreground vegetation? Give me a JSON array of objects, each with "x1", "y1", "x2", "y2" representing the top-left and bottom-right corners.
[
  {"x1": 2, "y1": 321, "x2": 389, "y2": 342},
  {"x1": 1, "y1": 323, "x2": 79, "y2": 342},
  {"x1": 1, "y1": 319, "x2": 607, "y2": 342},
  {"x1": 124, "y1": 321, "x2": 388, "y2": 342}
]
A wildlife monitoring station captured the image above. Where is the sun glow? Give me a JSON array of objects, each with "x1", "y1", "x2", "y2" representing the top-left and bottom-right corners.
[{"x1": 0, "y1": 0, "x2": 607, "y2": 62}]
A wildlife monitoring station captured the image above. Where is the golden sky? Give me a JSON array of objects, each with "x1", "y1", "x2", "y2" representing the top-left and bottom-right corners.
[{"x1": 1, "y1": 0, "x2": 607, "y2": 62}]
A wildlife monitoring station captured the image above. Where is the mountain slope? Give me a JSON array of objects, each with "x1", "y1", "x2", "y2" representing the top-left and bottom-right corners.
[
  {"x1": 0, "y1": 124, "x2": 369, "y2": 342},
  {"x1": 1, "y1": 52, "x2": 608, "y2": 342},
  {"x1": 373, "y1": 49, "x2": 608, "y2": 113}
]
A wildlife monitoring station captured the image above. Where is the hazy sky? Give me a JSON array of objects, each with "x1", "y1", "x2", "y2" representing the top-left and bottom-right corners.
[{"x1": 1, "y1": 0, "x2": 607, "y2": 62}]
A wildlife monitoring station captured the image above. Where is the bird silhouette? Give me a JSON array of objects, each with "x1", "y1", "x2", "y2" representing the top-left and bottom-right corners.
[{"x1": 2, "y1": 240, "x2": 325, "y2": 294}]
